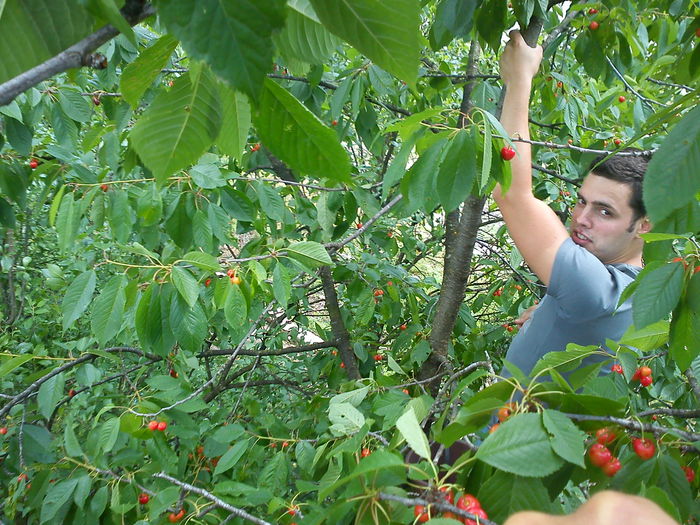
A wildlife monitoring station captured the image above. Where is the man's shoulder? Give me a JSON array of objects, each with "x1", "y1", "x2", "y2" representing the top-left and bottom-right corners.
[{"x1": 549, "y1": 239, "x2": 640, "y2": 315}]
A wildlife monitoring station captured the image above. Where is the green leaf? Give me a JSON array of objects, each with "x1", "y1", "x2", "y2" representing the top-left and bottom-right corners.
[
  {"x1": 130, "y1": 66, "x2": 222, "y2": 184},
  {"x1": 477, "y1": 471, "x2": 554, "y2": 524},
  {"x1": 309, "y1": 0, "x2": 419, "y2": 85},
  {"x1": 530, "y1": 344, "x2": 599, "y2": 378},
  {"x1": 319, "y1": 449, "x2": 405, "y2": 499},
  {"x1": 475, "y1": 413, "x2": 564, "y2": 477},
  {"x1": 62, "y1": 270, "x2": 97, "y2": 330},
  {"x1": 224, "y1": 282, "x2": 247, "y2": 328},
  {"x1": 90, "y1": 274, "x2": 126, "y2": 347},
  {"x1": 135, "y1": 284, "x2": 175, "y2": 355},
  {"x1": 64, "y1": 420, "x2": 84, "y2": 457},
  {"x1": 171, "y1": 266, "x2": 200, "y2": 307},
  {"x1": 93, "y1": 0, "x2": 135, "y2": 44},
  {"x1": 286, "y1": 241, "x2": 333, "y2": 268},
  {"x1": 40, "y1": 478, "x2": 79, "y2": 524},
  {"x1": 156, "y1": 0, "x2": 287, "y2": 100},
  {"x1": 253, "y1": 78, "x2": 352, "y2": 183},
  {"x1": 395, "y1": 406, "x2": 431, "y2": 460},
  {"x1": 272, "y1": 263, "x2": 292, "y2": 306},
  {"x1": 58, "y1": 87, "x2": 92, "y2": 123},
  {"x1": 632, "y1": 261, "x2": 685, "y2": 329},
  {"x1": 328, "y1": 402, "x2": 365, "y2": 436},
  {"x1": 0, "y1": 355, "x2": 33, "y2": 378},
  {"x1": 99, "y1": 416, "x2": 121, "y2": 454},
  {"x1": 216, "y1": 83, "x2": 251, "y2": 162},
  {"x1": 55, "y1": 192, "x2": 81, "y2": 253},
  {"x1": 254, "y1": 181, "x2": 286, "y2": 222},
  {"x1": 121, "y1": 35, "x2": 179, "y2": 106},
  {"x1": 541, "y1": 410, "x2": 586, "y2": 468},
  {"x1": 37, "y1": 372, "x2": 65, "y2": 420},
  {"x1": 274, "y1": 5, "x2": 340, "y2": 64},
  {"x1": 0, "y1": 1, "x2": 93, "y2": 84},
  {"x1": 181, "y1": 251, "x2": 221, "y2": 273},
  {"x1": 619, "y1": 320, "x2": 669, "y2": 352},
  {"x1": 213, "y1": 438, "x2": 250, "y2": 475},
  {"x1": 436, "y1": 129, "x2": 476, "y2": 212},
  {"x1": 643, "y1": 106, "x2": 700, "y2": 224}
]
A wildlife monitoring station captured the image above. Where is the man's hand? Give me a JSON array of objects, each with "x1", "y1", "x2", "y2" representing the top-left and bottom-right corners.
[
  {"x1": 503, "y1": 491, "x2": 678, "y2": 525},
  {"x1": 514, "y1": 304, "x2": 538, "y2": 327},
  {"x1": 499, "y1": 30, "x2": 543, "y2": 88}
]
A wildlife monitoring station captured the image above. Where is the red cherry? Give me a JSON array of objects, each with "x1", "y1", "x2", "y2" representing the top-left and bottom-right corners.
[
  {"x1": 414, "y1": 505, "x2": 430, "y2": 523},
  {"x1": 17, "y1": 473, "x2": 29, "y2": 482},
  {"x1": 506, "y1": 325, "x2": 514, "y2": 332},
  {"x1": 148, "y1": 420, "x2": 159, "y2": 431},
  {"x1": 373, "y1": 289, "x2": 384, "y2": 297},
  {"x1": 226, "y1": 268, "x2": 236, "y2": 278},
  {"x1": 168, "y1": 80, "x2": 174, "y2": 87},
  {"x1": 611, "y1": 364, "x2": 623, "y2": 374},
  {"x1": 361, "y1": 448, "x2": 371, "y2": 457},
  {"x1": 373, "y1": 354, "x2": 383, "y2": 361},
  {"x1": 169, "y1": 369, "x2": 178, "y2": 378},
  {"x1": 402, "y1": 388, "x2": 409, "y2": 395},
  {"x1": 500, "y1": 146, "x2": 516, "y2": 161},
  {"x1": 601, "y1": 457, "x2": 621, "y2": 477},
  {"x1": 613, "y1": 138, "x2": 621, "y2": 146},
  {"x1": 618, "y1": 95, "x2": 626, "y2": 103},
  {"x1": 438, "y1": 486, "x2": 454, "y2": 505},
  {"x1": 632, "y1": 368, "x2": 642, "y2": 381},
  {"x1": 331, "y1": 120, "x2": 338, "y2": 126},
  {"x1": 682, "y1": 465, "x2": 695, "y2": 483},
  {"x1": 456, "y1": 494, "x2": 480, "y2": 511},
  {"x1": 0, "y1": 427, "x2": 7, "y2": 435},
  {"x1": 639, "y1": 366, "x2": 652, "y2": 377},
  {"x1": 138, "y1": 493, "x2": 150, "y2": 504},
  {"x1": 340, "y1": 362, "x2": 345, "y2": 368},
  {"x1": 400, "y1": 324, "x2": 407, "y2": 330},
  {"x1": 588, "y1": 8, "x2": 598, "y2": 14},
  {"x1": 29, "y1": 159, "x2": 38, "y2": 169},
  {"x1": 632, "y1": 437, "x2": 656, "y2": 460},
  {"x1": 282, "y1": 441, "x2": 289, "y2": 448},
  {"x1": 596, "y1": 427, "x2": 616, "y2": 445},
  {"x1": 588, "y1": 443, "x2": 612, "y2": 467},
  {"x1": 589, "y1": 21, "x2": 599, "y2": 30},
  {"x1": 250, "y1": 143, "x2": 261, "y2": 152},
  {"x1": 696, "y1": 27, "x2": 700, "y2": 38},
  {"x1": 92, "y1": 95, "x2": 101, "y2": 106},
  {"x1": 287, "y1": 505, "x2": 299, "y2": 515},
  {"x1": 157, "y1": 421, "x2": 167, "y2": 431},
  {"x1": 100, "y1": 183, "x2": 109, "y2": 192},
  {"x1": 205, "y1": 278, "x2": 212, "y2": 287},
  {"x1": 68, "y1": 389, "x2": 77, "y2": 397},
  {"x1": 640, "y1": 375, "x2": 653, "y2": 387},
  {"x1": 269, "y1": 442, "x2": 277, "y2": 448}
]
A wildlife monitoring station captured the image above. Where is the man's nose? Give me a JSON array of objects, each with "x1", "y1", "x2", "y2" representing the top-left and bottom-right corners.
[{"x1": 575, "y1": 206, "x2": 593, "y2": 227}]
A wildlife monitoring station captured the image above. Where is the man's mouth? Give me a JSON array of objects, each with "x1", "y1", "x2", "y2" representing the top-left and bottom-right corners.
[{"x1": 572, "y1": 230, "x2": 591, "y2": 245}]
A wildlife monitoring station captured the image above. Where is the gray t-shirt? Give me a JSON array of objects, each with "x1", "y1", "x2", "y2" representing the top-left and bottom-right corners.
[{"x1": 502, "y1": 238, "x2": 641, "y2": 376}]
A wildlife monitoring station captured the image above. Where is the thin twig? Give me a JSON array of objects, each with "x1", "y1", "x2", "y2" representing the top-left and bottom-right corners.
[{"x1": 154, "y1": 472, "x2": 272, "y2": 525}]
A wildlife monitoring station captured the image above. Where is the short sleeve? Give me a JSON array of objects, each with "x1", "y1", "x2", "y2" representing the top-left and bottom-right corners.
[{"x1": 548, "y1": 238, "x2": 632, "y2": 320}]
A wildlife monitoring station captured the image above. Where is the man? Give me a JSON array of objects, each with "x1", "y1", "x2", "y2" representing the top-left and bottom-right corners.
[{"x1": 494, "y1": 30, "x2": 652, "y2": 377}]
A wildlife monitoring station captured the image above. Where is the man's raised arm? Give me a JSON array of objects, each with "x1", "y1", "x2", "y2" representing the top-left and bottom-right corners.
[{"x1": 493, "y1": 30, "x2": 569, "y2": 286}]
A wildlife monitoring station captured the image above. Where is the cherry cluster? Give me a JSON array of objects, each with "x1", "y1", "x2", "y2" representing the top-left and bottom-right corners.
[
  {"x1": 611, "y1": 363, "x2": 653, "y2": 387},
  {"x1": 588, "y1": 428, "x2": 658, "y2": 477},
  {"x1": 414, "y1": 487, "x2": 489, "y2": 524}
]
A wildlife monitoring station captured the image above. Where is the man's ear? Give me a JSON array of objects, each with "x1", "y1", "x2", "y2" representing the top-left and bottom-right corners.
[{"x1": 637, "y1": 217, "x2": 652, "y2": 235}]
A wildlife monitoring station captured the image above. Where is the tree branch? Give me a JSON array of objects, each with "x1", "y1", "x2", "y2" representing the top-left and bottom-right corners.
[
  {"x1": 154, "y1": 472, "x2": 272, "y2": 525},
  {"x1": 0, "y1": 3, "x2": 156, "y2": 106}
]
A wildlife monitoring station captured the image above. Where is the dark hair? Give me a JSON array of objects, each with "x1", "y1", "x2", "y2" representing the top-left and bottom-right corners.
[{"x1": 587, "y1": 148, "x2": 652, "y2": 223}]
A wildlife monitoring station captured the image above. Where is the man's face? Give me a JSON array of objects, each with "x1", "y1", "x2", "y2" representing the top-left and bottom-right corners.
[{"x1": 570, "y1": 174, "x2": 648, "y2": 265}]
